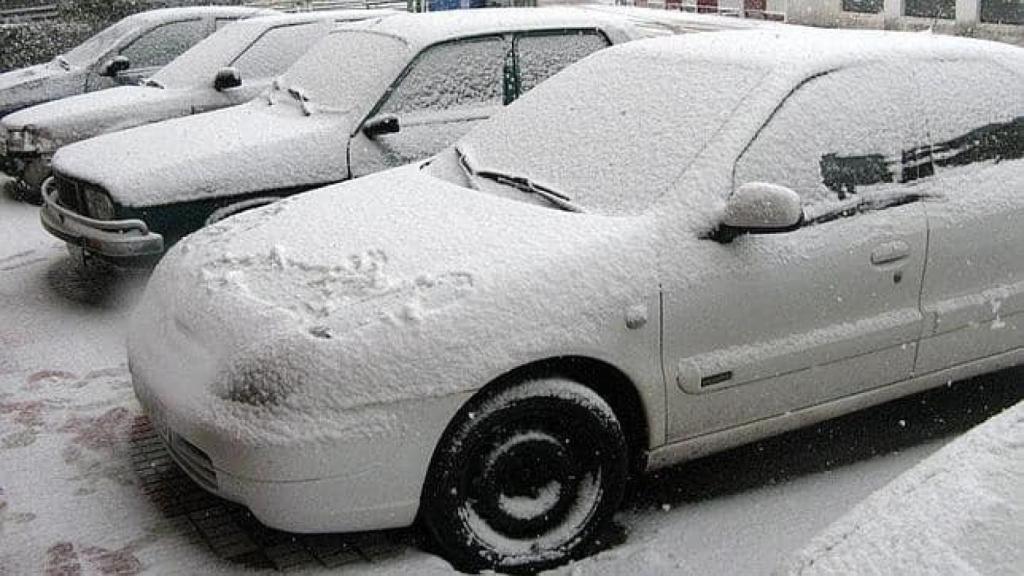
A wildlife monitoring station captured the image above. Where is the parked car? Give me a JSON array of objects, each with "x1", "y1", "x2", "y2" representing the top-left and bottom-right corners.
[
  {"x1": 0, "y1": 9, "x2": 396, "y2": 202},
  {"x1": 40, "y1": 7, "x2": 664, "y2": 266},
  {"x1": 0, "y1": 6, "x2": 273, "y2": 118},
  {"x1": 128, "y1": 30, "x2": 1024, "y2": 572}
]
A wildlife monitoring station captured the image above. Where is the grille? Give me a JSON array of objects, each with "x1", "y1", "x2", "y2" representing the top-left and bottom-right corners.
[
  {"x1": 53, "y1": 174, "x2": 111, "y2": 219},
  {"x1": 165, "y1": 432, "x2": 219, "y2": 492},
  {"x1": 54, "y1": 174, "x2": 83, "y2": 212}
]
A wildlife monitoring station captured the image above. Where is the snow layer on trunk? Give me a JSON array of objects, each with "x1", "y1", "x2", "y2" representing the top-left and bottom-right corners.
[{"x1": 778, "y1": 400, "x2": 1024, "y2": 576}]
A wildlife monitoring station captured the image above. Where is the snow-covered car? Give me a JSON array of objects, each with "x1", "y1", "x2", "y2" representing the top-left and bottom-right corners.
[
  {"x1": 128, "y1": 29, "x2": 1024, "y2": 571},
  {"x1": 0, "y1": 9, "x2": 395, "y2": 202},
  {"x1": 40, "y1": 7, "x2": 659, "y2": 266},
  {"x1": 0, "y1": 6, "x2": 271, "y2": 118}
]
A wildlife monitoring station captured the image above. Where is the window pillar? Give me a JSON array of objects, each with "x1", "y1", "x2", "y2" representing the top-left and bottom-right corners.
[{"x1": 957, "y1": 0, "x2": 980, "y2": 25}]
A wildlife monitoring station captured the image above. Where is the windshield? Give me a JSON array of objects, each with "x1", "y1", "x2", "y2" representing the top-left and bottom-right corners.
[
  {"x1": 152, "y1": 19, "x2": 262, "y2": 88},
  {"x1": 61, "y1": 17, "x2": 142, "y2": 67},
  {"x1": 429, "y1": 53, "x2": 765, "y2": 216},
  {"x1": 274, "y1": 30, "x2": 408, "y2": 115}
]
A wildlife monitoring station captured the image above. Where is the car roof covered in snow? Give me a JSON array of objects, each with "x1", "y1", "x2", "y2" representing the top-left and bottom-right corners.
[
  {"x1": 624, "y1": 27, "x2": 1024, "y2": 81},
  {"x1": 122, "y1": 6, "x2": 277, "y2": 25},
  {"x1": 343, "y1": 7, "x2": 647, "y2": 49},
  {"x1": 218, "y1": 7, "x2": 397, "y2": 29}
]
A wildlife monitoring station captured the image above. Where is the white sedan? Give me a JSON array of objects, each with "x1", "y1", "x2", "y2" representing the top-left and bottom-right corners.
[{"x1": 128, "y1": 30, "x2": 1024, "y2": 572}]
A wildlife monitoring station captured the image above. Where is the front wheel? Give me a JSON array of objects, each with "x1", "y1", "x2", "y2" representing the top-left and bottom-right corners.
[{"x1": 422, "y1": 378, "x2": 628, "y2": 573}]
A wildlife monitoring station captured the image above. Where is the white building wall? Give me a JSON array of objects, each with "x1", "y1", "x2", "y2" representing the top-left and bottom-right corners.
[{"x1": 784, "y1": 0, "x2": 1024, "y2": 46}]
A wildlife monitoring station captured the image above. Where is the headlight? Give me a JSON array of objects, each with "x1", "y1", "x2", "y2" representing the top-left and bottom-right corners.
[
  {"x1": 83, "y1": 186, "x2": 115, "y2": 220},
  {"x1": 6, "y1": 128, "x2": 45, "y2": 153}
]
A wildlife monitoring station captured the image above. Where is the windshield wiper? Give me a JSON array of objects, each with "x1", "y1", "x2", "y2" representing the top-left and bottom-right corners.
[
  {"x1": 143, "y1": 78, "x2": 164, "y2": 89},
  {"x1": 455, "y1": 144, "x2": 583, "y2": 213},
  {"x1": 286, "y1": 85, "x2": 312, "y2": 116},
  {"x1": 808, "y1": 192, "x2": 939, "y2": 226},
  {"x1": 55, "y1": 55, "x2": 71, "y2": 71}
]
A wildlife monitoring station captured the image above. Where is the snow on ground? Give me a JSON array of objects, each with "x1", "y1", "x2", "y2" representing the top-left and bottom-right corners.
[
  {"x1": 1, "y1": 179, "x2": 1021, "y2": 574},
  {"x1": 778, "y1": 400, "x2": 1023, "y2": 576}
]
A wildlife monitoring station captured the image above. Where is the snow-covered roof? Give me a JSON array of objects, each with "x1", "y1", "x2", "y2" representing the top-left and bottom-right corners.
[
  {"x1": 625, "y1": 27, "x2": 1024, "y2": 82},
  {"x1": 347, "y1": 7, "x2": 644, "y2": 50},
  {"x1": 238, "y1": 8, "x2": 396, "y2": 27},
  {"x1": 122, "y1": 6, "x2": 274, "y2": 24}
]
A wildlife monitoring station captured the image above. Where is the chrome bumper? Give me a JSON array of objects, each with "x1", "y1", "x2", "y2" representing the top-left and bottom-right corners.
[{"x1": 40, "y1": 177, "x2": 164, "y2": 258}]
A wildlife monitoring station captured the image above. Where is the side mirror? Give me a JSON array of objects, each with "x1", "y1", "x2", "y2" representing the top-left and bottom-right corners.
[
  {"x1": 214, "y1": 67, "x2": 242, "y2": 91},
  {"x1": 362, "y1": 114, "x2": 400, "y2": 137},
  {"x1": 101, "y1": 56, "x2": 130, "y2": 77},
  {"x1": 713, "y1": 182, "x2": 804, "y2": 242}
]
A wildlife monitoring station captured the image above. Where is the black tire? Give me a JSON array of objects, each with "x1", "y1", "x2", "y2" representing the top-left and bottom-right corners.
[{"x1": 422, "y1": 378, "x2": 628, "y2": 574}]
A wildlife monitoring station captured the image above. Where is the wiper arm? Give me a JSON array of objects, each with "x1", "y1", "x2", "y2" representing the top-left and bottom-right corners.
[
  {"x1": 808, "y1": 192, "x2": 939, "y2": 226},
  {"x1": 286, "y1": 85, "x2": 312, "y2": 116},
  {"x1": 143, "y1": 78, "x2": 164, "y2": 89},
  {"x1": 454, "y1": 144, "x2": 478, "y2": 190},
  {"x1": 478, "y1": 170, "x2": 584, "y2": 213},
  {"x1": 455, "y1": 144, "x2": 583, "y2": 213}
]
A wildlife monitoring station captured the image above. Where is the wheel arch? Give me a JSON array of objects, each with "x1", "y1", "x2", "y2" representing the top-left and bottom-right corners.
[{"x1": 426, "y1": 355, "x2": 652, "y2": 486}]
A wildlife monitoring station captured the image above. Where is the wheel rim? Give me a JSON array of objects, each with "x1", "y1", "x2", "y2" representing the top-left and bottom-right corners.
[{"x1": 461, "y1": 414, "x2": 605, "y2": 554}]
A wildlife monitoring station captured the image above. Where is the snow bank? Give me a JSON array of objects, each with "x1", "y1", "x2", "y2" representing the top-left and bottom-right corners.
[{"x1": 777, "y1": 400, "x2": 1024, "y2": 576}]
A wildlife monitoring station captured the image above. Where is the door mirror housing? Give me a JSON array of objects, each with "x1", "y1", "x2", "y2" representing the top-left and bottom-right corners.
[
  {"x1": 713, "y1": 182, "x2": 804, "y2": 242},
  {"x1": 362, "y1": 114, "x2": 400, "y2": 137},
  {"x1": 101, "y1": 56, "x2": 130, "y2": 77},
  {"x1": 214, "y1": 67, "x2": 242, "y2": 91}
]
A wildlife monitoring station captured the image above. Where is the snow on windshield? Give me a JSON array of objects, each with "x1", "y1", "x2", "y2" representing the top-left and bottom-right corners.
[
  {"x1": 440, "y1": 51, "x2": 765, "y2": 216},
  {"x1": 62, "y1": 17, "x2": 141, "y2": 67},
  {"x1": 151, "y1": 19, "x2": 264, "y2": 88},
  {"x1": 277, "y1": 31, "x2": 409, "y2": 114}
]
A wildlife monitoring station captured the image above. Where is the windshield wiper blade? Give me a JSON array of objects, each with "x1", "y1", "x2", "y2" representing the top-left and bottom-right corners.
[
  {"x1": 286, "y1": 85, "x2": 312, "y2": 116},
  {"x1": 455, "y1": 144, "x2": 583, "y2": 213},
  {"x1": 808, "y1": 192, "x2": 938, "y2": 226},
  {"x1": 478, "y1": 171, "x2": 584, "y2": 213}
]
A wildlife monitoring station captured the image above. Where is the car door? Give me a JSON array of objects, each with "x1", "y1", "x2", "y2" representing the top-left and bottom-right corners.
[
  {"x1": 662, "y1": 62, "x2": 932, "y2": 440},
  {"x1": 114, "y1": 17, "x2": 211, "y2": 86},
  {"x1": 911, "y1": 59, "x2": 1024, "y2": 374},
  {"x1": 348, "y1": 35, "x2": 509, "y2": 178},
  {"x1": 509, "y1": 29, "x2": 610, "y2": 98},
  {"x1": 193, "y1": 22, "x2": 323, "y2": 114}
]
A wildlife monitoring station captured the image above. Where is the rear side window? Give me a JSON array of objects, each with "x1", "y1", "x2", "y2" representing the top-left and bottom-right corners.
[
  {"x1": 912, "y1": 59, "x2": 1024, "y2": 192},
  {"x1": 232, "y1": 23, "x2": 318, "y2": 79},
  {"x1": 379, "y1": 36, "x2": 506, "y2": 116},
  {"x1": 121, "y1": 19, "x2": 208, "y2": 69},
  {"x1": 735, "y1": 63, "x2": 928, "y2": 211},
  {"x1": 514, "y1": 30, "x2": 609, "y2": 95}
]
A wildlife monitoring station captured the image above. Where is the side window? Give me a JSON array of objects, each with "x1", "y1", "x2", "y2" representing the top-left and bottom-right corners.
[
  {"x1": 735, "y1": 64, "x2": 926, "y2": 214},
  {"x1": 232, "y1": 23, "x2": 318, "y2": 79},
  {"x1": 913, "y1": 60, "x2": 1024, "y2": 182},
  {"x1": 379, "y1": 36, "x2": 506, "y2": 117},
  {"x1": 514, "y1": 30, "x2": 608, "y2": 95},
  {"x1": 121, "y1": 19, "x2": 208, "y2": 69}
]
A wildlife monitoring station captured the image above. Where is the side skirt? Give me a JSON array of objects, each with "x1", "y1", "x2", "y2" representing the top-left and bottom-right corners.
[{"x1": 645, "y1": 347, "x2": 1024, "y2": 471}]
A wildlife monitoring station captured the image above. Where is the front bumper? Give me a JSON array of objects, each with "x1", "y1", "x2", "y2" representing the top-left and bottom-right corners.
[{"x1": 40, "y1": 177, "x2": 164, "y2": 262}]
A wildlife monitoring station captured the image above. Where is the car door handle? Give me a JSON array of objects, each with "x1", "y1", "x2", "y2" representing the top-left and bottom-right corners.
[{"x1": 871, "y1": 241, "x2": 911, "y2": 265}]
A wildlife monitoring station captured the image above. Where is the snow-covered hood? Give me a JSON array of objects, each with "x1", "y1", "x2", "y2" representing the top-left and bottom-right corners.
[
  {"x1": 52, "y1": 99, "x2": 353, "y2": 207},
  {"x1": 0, "y1": 63, "x2": 82, "y2": 117},
  {"x1": 132, "y1": 164, "x2": 654, "y2": 447},
  {"x1": 2, "y1": 86, "x2": 195, "y2": 150},
  {"x1": 154, "y1": 164, "x2": 641, "y2": 350}
]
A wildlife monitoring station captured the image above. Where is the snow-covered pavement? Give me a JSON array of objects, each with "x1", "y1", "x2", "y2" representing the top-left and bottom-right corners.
[{"x1": 1, "y1": 184, "x2": 1020, "y2": 575}]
